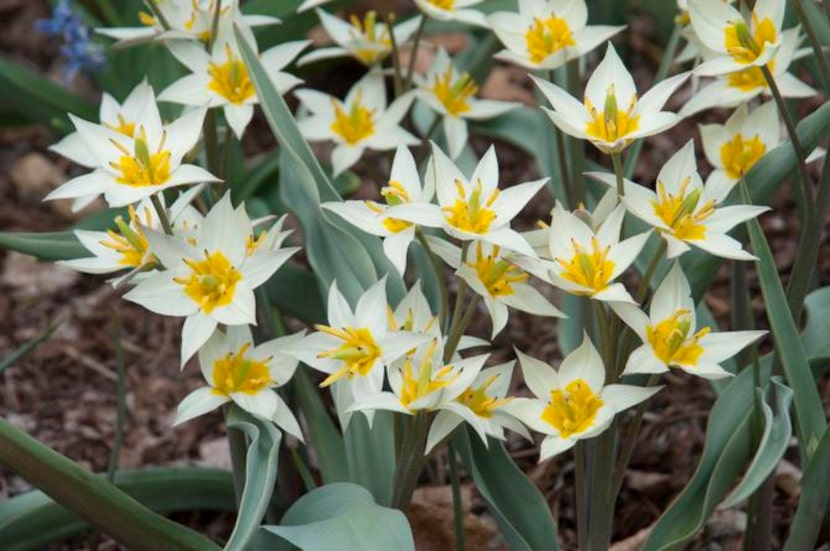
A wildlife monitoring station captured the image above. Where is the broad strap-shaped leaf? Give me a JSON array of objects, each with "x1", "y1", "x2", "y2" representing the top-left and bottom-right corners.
[
  {"x1": 256, "y1": 482, "x2": 415, "y2": 551},
  {"x1": 344, "y1": 412, "x2": 397, "y2": 507},
  {"x1": 223, "y1": 406, "x2": 283, "y2": 551},
  {"x1": 721, "y1": 378, "x2": 794, "y2": 507},
  {"x1": 0, "y1": 232, "x2": 88, "y2": 261},
  {"x1": 0, "y1": 417, "x2": 221, "y2": 551},
  {"x1": 453, "y1": 428, "x2": 560, "y2": 551},
  {"x1": 783, "y1": 426, "x2": 830, "y2": 551},
  {"x1": 744, "y1": 199, "x2": 826, "y2": 459},
  {"x1": 642, "y1": 365, "x2": 765, "y2": 551},
  {"x1": 0, "y1": 468, "x2": 235, "y2": 551}
]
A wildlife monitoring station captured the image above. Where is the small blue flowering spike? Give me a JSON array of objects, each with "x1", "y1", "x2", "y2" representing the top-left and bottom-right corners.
[{"x1": 35, "y1": 0, "x2": 105, "y2": 86}]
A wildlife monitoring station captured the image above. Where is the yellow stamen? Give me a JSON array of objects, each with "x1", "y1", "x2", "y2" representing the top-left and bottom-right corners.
[
  {"x1": 646, "y1": 309, "x2": 711, "y2": 367},
  {"x1": 207, "y1": 44, "x2": 255, "y2": 105},
  {"x1": 330, "y1": 92, "x2": 376, "y2": 145},
  {"x1": 315, "y1": 325, "x2": 381, "y2": 386},
  {"x1": 173, "y1": 251, "x2": 242, "y2": 314},
  {"x1": 211, "y1": 342, "x2": 275, "y2": 395},
  {"x1": 651, "y1": 178, "x2": 714, "y2": 241},
  {"x1": 726, "y1": 62, "x2": 774, "y2": 91},
  {"x1": 541, "y1": 379, "x2": 603, "y2": 438},
  {"x1": 724, "y1": 15, "x2": 777, "y2": 65},
  {"x1": 457, "y1": 374, "x2": 511, "y2": 418},
  {"x1": 524, "y1": 16, "x2": 576, "y2": 64},
  {"x1": 719, "y1": 132, "x2": 767, "y2": 180},
  {"x1": 105, "y1": 114, "x2": 136, "y2": 137},
  {"x1": 442, "y1": 179, "x2": 499, "y2": 234},
  {"x1": 584, "y1": 86, "x2": 640, "y2": 145},
  {"x1": 399, "y1": 340, "x2": 457, "y2": 409},
  {"x1": 428, "y1": 0, "x2": 455, "y2": 9},
  {"x1": 348, "y1": 11, "x2": 391, "y2": 64},
  {"x1": 468, "y1": 242, "x2": 529, "y2": 297},
  {"x1": 109, "y1": 127, "x2": 171, "y2": 188},
  {"x1": 556, "y1": 236, "x2": 615, "y2": 294},
  {"x1": 430, "y1": 67, "x2": 478, "y2": 117},
  {"x1": 99, "y1": 204, "x2": 155, "y2": 268}
]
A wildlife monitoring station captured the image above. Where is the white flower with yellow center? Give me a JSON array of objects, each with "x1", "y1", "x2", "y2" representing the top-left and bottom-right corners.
[
  {"x1": 489, "y1": 0, "x2": 624, "y2": 70},
  {"x1": 426, "y1": 361, "x2": 531, "y2": 452},
  {"x1": 533, "y1": 43, "x2": 689, "y2": 154},
  {"x1": 60, "y1": 189, "x2": 201, "y2": 281},
  {"x1": 348, "y1": 338, "x2": 497, "y2": 448},
  {"x1": 515, "y1": 202, "x2": 649, "y2": 303},
  {"x1": 295, "y1": 74, "x2": 418, "y2": 177},
  {"x1": 426, "y1": 237, "x2": 564, "y2": 337},
  {"x1": 415, "y1": 49, "x2": 519, "y2": 159},
  {"x1": 700, "y1": 101, "x2": 778, "y2": 192},
  {"x1": 591, "y1": 140, "x2": 768, "y2": 260},
  {"x1": 414, "y1": 0, "x2": 487, "y2": 27},
  {"x1": 675, "y1": 0, "x2": 735, "y2": 64},
  {"x1": 614, "y1": 263, "x2": 766, "y2": 379},
  {"x1": 98, "y1": 0, "x2": 279, "y2": 46},
  {"x1": 506, "y1": 335, "x2": 660, "y2": 460},
  {"x1": 678, "y1": 27, "x2": 815, "y2": 117},
  {"x1": 299, "y1": 10, "x2": 422, "y2": 66},
  {"x1": 687, "y1": 0, "x2": 782, "y2": 77},
  {"x1": 45, "y1": 89, "x2": 219, "y2": 208},
  {"x1": 286, "y1": 279, "x2": 431, "y2": 401},
  {"x1": 161, "y1": 38, "x2": 308, "y2": 139},
  {"x1": 321, "y1": 146, "x2": 433, "y2": 275},
  {"x1": 392, "y1": 144, "x2": 546, "y2": 257},
  {"x1": 174, "y1": 325, "x2": 305, "y2": 439},
  {"x1": 51, "y1": 81, "x2": 152, "y2": 212},
  {"x1": 124, "y1": 194, "x2": 299, "y2": 366}
]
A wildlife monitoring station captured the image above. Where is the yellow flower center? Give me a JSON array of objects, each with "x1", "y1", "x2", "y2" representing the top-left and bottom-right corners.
[
  {"x1": 652, "y1": 177, "x2": 715, "y2": 241},
  {"x1": 138, "y1": 11, "x2": 156, "y2": 26},
  {"x1": 245, "y1": 231, "x2": 268, "y2": 257},
  {"x1": 212, "y1": 342, "x2": 274, "y2": 396},
  {"x1": 349, "y1": 11, "x2": 391, "y2": 64},
  {"x1": 468, "y1": 242, "x2": 529, "y2": 297},
  {"x1": 314, "y1": 325, "x2": 381, "y2": 386},
  {"x1": 99, "y1": 205, "x2": 155, "y2": 268},
  {"x1": 109, "y1": 128, "x2": 172, "y2": 188},
  {"x1": 105, "y1": 114, "x2": 136, "y2": 137},
  {"x1": 430, "y1": 67, "x2": 478, "y2": 117},
  {"x1": 174, "y1": 251, "x2": 242, "y2": 314},
  {"x1": 456, "y1": 373, "x2": 510, "y2": 418},
  {"x1": 524, "y1": 16, "x2": 577, "y2": 64},
  {"x1": 363, "y1": 180, "x2": 413, "y2": 233},
  {"x1": 556, "y1": 236, "x2": 615, "y2": 294},
  {"x1": 646, "y1": 309, "x2": 711, "y2": 367},
  {"x1": 541, "y1": 379, "x2": 603, "y2": 438},
  {"x1": 442, "y1": 179, "x2": 500, "y2": 234},
  {"x1": 724, "y1": 16, "x2": 776, "y2": 65},
  {"x1": 719, "y1": 132, "x2": 767, "y2": 180},
  {"x1": 207, "y1": 45, "x2": 255, "y2": 105},
  {"x1": 584, "y1": 85, "x2": 640, "y2": 146},
  {"x1": 330, "y1": 93, "x2": 376, "y2": 146},
  {"x1": 428, "y1": 0, "x2": 455, "y2": 9},
  {"x1": 399, "y1": 341, "x2": 457, "y2": 409},
  {"x1": 726, "y1": 61, "x2": 774, "y2": 91}
]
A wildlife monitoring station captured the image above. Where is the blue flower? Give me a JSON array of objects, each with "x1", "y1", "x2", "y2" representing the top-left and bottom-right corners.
[{"x1": 35, "y1": 0, "x2": 105, "y2": 85}]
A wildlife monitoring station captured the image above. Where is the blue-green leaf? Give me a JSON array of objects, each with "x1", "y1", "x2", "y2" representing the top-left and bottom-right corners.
[
  {"x1": 783, "y1": 426, "x2": 830, "y2": 551},
  {"x1": 344, "y1": 412, "x2": 396, "y2": 507},
  {"x1": 257, "y1": 482, "x2": 415, "y2": 551},
  {"x1": 454, "y1": 428, "x2": 559, "y2": 551}
]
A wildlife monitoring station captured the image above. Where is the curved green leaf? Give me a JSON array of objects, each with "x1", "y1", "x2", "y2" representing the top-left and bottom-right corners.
[
  {"x1": 802, "y1": 286, "x2": 830, "y2": 363},
  {"x1": 722, "y1": 377, "x2": 794, "y2": 508},
  {"x1": 256, "y1": 482, "x2": 415, "y2": 551},
  {"x1": 224, "y1": 406, "x2": 282, "y2": 551},
  {"x1": 344, "y1": 412, "x2": 396, "y2": 507},
  {"x1": 0, "y1": 417, "x2": 221, "y2": 551},
  {"x1": 783, "y1": 426, "x2": 830, "y2": 551},
  {"x1": 0, "y1": 323, "x2": 59, "y2": 376},
  {"x1": 643, "y1": 365, "x2": 765, "y2": 551},
  {"x1": 744, "y1": 196, "x2": 826, "y2": 459},
  {"x1": 453, "y1": 428, "x2": 559, "y2": 551},
  {"x1": 0, "y1": 468, "x2": 235, "y2": 551},
  {"x1": 0, "y1": 231, "x2": 87, "y2": 261}
]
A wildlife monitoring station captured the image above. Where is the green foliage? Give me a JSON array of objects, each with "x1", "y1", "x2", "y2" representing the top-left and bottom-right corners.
[
  {"x1": 783, "y1": 426, "x2": 830, "y2": 550},
  {"x1": 0, "y1": 324, "x2": 59, "y2": 376}
]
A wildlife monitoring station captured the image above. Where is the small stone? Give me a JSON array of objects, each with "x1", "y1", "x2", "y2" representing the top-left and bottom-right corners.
[
  {"x1": 9, "y1": 152, "x2": 65, "y2": 204},
  {"x1": 1, "y1": 251, "x2": 80, "y2": 297}
]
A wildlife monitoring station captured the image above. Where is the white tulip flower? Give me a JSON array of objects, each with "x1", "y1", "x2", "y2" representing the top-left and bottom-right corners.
[
  {"x1": 124, "y1": 194, "x2": 298, "y2": 366},
  {"x1": 45, "y1": 88, "x2": 219, "y2": 208},
  {"x1": 392, "y1": 144, "x2": 546, "y2": 257},
  {"x1": 415, "y1": 49, "x2": 519, "y2": 159},
  {"x1": 614, "y1": 263, "x2": 766, "y2": 379},
  {"x1": 489, "y1": 0, "x2": 624, "y2": 70},
  {"x1": 414, "y1": 0, "x2": 487, "y2": 27},
  {"x1": 175, "y1": 325, "x2": 305, "y2": 440},
  {"x1": 533, "y1": 43, "x2": 689, "y2": 154},
  {"x1": 295, "y1": 73, "x2": 419, "y2": 177},
  {"x1": 160, "y1": 37, "x2": 308, "y2": 139},
  {"x1": 299, "y1": 10, "x2": 422, "y2": 66},
  {"x1": 590, "y1": 140, "x2": 768, "y2": 260},
  {"x1": 321, "y1": 146, "x2": 433, "y2": 275},
  {"x1": 506, "y1": 335, "x2": 661, "y2": 460}
]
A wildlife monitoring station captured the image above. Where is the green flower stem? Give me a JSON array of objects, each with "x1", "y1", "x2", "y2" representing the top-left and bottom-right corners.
[
  {"x1": 611, "y1": 151, "x2": 626, "y2": 198},
  {"x1": 415, "y1": 116, "x2": 443, "y2": 165},
  {"x1": 391, "y1": 412, "x2": 430, "y2": 510},
  {"x1": 624, "y1": 24, "x2": 682, "y2": 178},
  {"x1": 566, "y1": 59, "x2": 586, "y2": 205},
  {"x1": 792, "y1": 0, "x2": 830, "y2": 94},
  {"x1": 146, "y1": 0, "x2": 172, "y2": 30},
  {"x1": 225, "y1": 407, "x2": 248, "y2": 506},
  {"x1": 416, "y1": 228, "x2": 449, "y2": 330},
  {"x1": 204, "y1": 109, "x2": 222, "y2": 179},
  {"x1": 759, "y1": 64, "x2": 814, "y2": 216},
  {"x1": 574, "y1": 441, "x2": 590, "y2": 551},
  {"x1": 547, "y1": 70, "x2": 576, "y2": 209},
  {"x1": 403, "y1": 16, "x2": 427, "y2": 92},
  {"x1": 381, "y1": 10, "x2": 404, "y2": 98},
  {"x1": 447, "y1": 441, "x2": 466, "y2": 551},
  {"x1": 208, "y1": 0, "x2": 222, "y2": 51},
  {"x1": 106, "y1": 322, "x2": 127, "y2": 483},
  {"x1": 150, "y1": 194, "x2": 173, "y2": 235}
]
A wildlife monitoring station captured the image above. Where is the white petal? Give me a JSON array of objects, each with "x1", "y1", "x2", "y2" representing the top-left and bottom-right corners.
[{"x1": 174, "y1": 387, "x2": 229, "y2": 425}]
